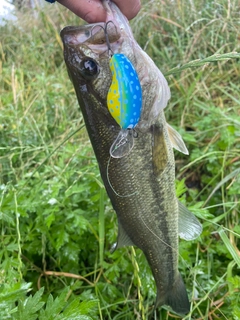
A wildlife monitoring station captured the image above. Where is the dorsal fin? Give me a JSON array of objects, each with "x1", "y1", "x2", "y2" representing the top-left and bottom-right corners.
[{"x1": 111, "y1": 220, "x2": 134, "y2": 252}]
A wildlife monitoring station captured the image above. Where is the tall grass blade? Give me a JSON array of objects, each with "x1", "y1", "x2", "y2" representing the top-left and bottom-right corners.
[
  {"x1": 204, "y1": 168, "x2": 240, "y2": 206},
  {"x1": 218, "y1": 228, "x2": 240, "y2": 268},
  {"x1": 17, "y1": 125, "x2": 85, "y2": 195},
  {"x1": 165, "y1": 52, "x2": 240, "y2": 76},
  {"x1": 99, "y1": 187, "x2": 105, "y2": 267}
]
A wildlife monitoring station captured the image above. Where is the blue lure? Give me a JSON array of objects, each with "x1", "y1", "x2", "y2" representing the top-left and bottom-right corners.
[{"x1": 107, "y1": 53, "x2": 142, "y2": 158}]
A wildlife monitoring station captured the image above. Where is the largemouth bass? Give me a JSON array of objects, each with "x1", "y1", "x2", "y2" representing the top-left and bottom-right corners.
[{"x1": 60, "y1": 1, "x2": 202, "y2": 315}]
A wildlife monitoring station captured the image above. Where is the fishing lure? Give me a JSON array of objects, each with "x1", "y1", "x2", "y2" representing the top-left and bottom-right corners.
[{"x1": 107, "y1": 53, "x2": 142, "y2": 158}]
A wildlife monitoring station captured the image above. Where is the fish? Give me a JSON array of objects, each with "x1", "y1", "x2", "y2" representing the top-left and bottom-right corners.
[{"x1": 60, "y1": 0, "x2": 202, "y2": 315}]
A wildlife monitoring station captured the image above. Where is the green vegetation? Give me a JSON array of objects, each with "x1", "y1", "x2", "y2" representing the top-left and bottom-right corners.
[{"x1": 0, "y1": 0, "x2": 239, "y2": 319}]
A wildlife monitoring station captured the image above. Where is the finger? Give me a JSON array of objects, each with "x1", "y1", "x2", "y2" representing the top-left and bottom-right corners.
[
  {"x1": 57, "y1": 0, "x2": 141, "y2": 23},
  {"x1": 57, "y1": 0, "x2": 107, "y2": 23},
  {"x1": 113, "y1": 0, "x2": 141, "y2": 20}
]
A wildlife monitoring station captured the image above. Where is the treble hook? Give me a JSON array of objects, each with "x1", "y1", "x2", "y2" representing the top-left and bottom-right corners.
[
  {"x1": 90, "y1": 21, "x2": 116, "y2": 58},
  {"x1": 104, "y1": 21, "x2": 115, "y2": 57}
]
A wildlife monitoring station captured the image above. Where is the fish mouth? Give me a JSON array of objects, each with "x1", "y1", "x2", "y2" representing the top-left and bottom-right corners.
[{"x1": 60, "y1": 22, "x2": 121, "y2": 54}]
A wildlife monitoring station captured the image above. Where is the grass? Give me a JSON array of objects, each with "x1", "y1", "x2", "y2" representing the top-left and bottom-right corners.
[{"x1": 0, "y1": 0, "x2": 239, "y2": 319}]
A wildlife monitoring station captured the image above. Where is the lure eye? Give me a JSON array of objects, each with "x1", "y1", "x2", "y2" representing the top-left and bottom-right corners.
[{"x1": 79, "y1": 57, "x2": 99, "y2": 80}]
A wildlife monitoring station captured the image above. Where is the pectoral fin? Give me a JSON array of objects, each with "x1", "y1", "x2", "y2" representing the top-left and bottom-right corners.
[
  {"x1": 167, "y1": 123, "x2": 189, "y2": 155},
  {"x1": 111, "y1": 220, "x2": 134, "y2": 252},
  {"x1": 178, "y1": 201, "x2": 202, "y2": 240},
  {"x1": 152, "y1": 124, "x2": 168, "y2": 176}
]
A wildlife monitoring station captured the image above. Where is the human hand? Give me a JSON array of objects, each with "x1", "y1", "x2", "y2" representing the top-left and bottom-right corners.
[{"x1": 56, "y1": 0, "x2": 141, "y2": 23}]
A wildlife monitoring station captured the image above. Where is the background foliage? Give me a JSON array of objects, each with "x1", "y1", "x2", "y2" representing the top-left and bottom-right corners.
[{"x1": 0, "y1": 0, "x2": 239, "y2": 319}]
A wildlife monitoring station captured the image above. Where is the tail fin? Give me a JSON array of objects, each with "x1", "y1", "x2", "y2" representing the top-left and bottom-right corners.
[{"x1": 156, "y1": 273, "x2": 190, "y2": 315}]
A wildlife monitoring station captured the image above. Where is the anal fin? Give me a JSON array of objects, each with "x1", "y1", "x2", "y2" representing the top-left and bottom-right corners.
[{"x1": 178, "y1": 200, "x2": 202, "y2": 240}]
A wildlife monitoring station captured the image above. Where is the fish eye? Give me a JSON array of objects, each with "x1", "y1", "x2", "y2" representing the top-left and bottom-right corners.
[
  {"x1": 79, "y1": 57, "x2": 100, "y2": 80},
  {"x1": 84, "y1": 30, "x2": 90, "y2": 37}
]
